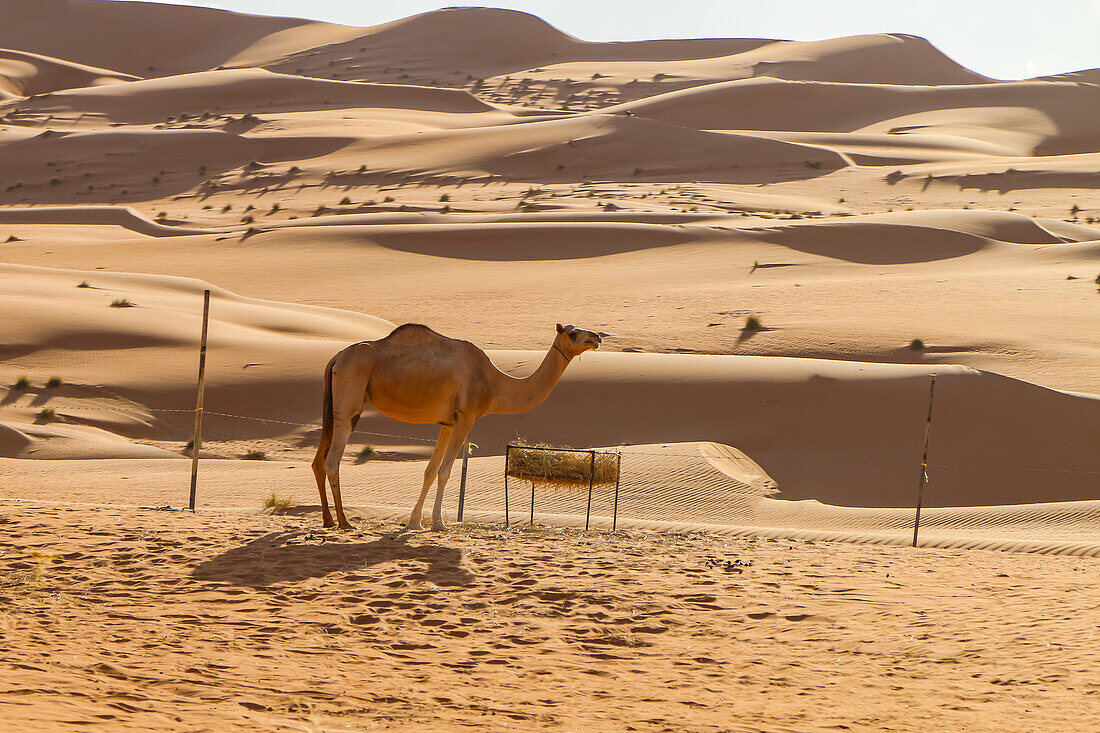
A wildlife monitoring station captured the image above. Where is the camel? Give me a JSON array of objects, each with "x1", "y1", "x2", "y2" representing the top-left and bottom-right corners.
[{"x1": 311, "y1": 322, "x2": 602, "y2": 530}]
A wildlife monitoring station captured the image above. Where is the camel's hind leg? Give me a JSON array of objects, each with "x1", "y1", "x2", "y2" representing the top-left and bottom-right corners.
[
  {"x1": 324, "y1": 420, "x2": 355, "y2": 530},
  {"x1": 311, "y1": 428, "x2": 334, "y2": 527},
  {"x1": 408, "y1": 424, "x2": 453, "y2": 530},
  {"x1": 322, "y1": 361, "x2": 367, "y2": 530}
]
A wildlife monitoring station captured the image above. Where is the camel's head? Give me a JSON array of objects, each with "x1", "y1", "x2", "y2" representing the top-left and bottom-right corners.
[{"x1": 555, "y1": 323, "x2": 601, "y2": 358}]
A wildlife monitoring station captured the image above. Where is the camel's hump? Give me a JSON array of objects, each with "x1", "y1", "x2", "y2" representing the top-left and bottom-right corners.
[{"x1": 381, "y1": 323, "x2": 455, "y2": 345}]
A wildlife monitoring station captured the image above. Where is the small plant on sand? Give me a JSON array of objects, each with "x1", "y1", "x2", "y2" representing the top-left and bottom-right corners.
[
  {"x1": 744, "y1": 315, "x2": 763, "y2": 331},
  {"x1": 37, "y1": 408, "x2": 56, "y2": 422},
  {"x1": 30, "y1": 552, "x2": 60, "y2": 584},
  {"x1": 77, "y1": 280, "x2": 90, "y2": 288},
  {"x1": 241, "y1": 215, "x2": 254, "y2": 224},
  {"x1": 45, "y1": 377, "x2": 62, "y2": 388},
  {"x1": 244, "y1": 449, "x2": 267, "y2": 460},
  {"x1": 222, "y1": 204, "x2": 232, "y2": 212},
  {"x1": 439, "y1": 193, "x2": 450, "y2": 202},
  {"x1": 1070, "y1": 204, "x2": 1080, "y2": 216},
  {"x1": 909, "y1": 338, "x2": 925, "y2": 351},
  {"x1": 110, "y1": 298, "x2": 134, "y2": 308},
  {"x1": 339, "y1": 196, "x2": 352, "y2": 205},
  {"x1": 13, "y1": 376, "x2": 30, "y2": 390},
  {"x1": 358, "y1": 445, "x2": 376, "y2": 460},
  {"x1": 152, "y1": 176, "x2": 160, "y2": 184},
  {"x1": 156, "y1": 211, "x2": 167, "y2": 219},
  {"x1": 269, "y1": 203, "x2": 280, "y2": 213},
  {"x1": 263, "y1": 492, "x2": 296, "y2": 512}
]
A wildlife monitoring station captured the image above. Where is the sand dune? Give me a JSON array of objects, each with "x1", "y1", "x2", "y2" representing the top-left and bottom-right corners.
[
  {"x1": 0, "y1": 48, "x2": 137, "y2": 97},
  {"x1": 320, "y1": 113, "x2": 846, "y2": 182},
  {"x1": 606, "y1": 77, "x2": 1100, "y2": 156},
  {"x1": 0, "y1": 127, "x2": 349, "y2": 204},
  {"x1": 0, "y1": 205, "x2": 226, "y2": 236},
  {"x1": 12, "y1": 68, "x2": 497, "y2": 124},
  {"x1": 0, "y1": 0, "x2": 339, "y2": 76}
]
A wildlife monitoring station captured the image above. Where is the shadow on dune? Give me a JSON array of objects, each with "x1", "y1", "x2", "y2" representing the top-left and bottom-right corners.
[
  {"x1": 368, "y1": 222, "x2": 700, "y2": 261},
  {"x1": 192, "y1": 529, "x2": 475, "y2": 587},
  {"x1": 750, "y1": 221, "x2": 988, "y2": 264},
  {"x1": 949, "y1": 171, "x2": 1100, "y2": 194}
]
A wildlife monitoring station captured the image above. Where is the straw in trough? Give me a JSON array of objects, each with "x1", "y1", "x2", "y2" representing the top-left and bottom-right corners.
[{"x1": 506, "y1": 443, "x2": 620, "y2": 492}]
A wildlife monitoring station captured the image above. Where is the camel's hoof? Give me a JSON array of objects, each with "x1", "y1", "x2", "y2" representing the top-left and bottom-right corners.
[
  {"x1": 338, "y1": 523, "x2": 353, "y2": 531},
  {"x1": 431, "y1": 522, "x2": 448, "y2": 532},
  {"x1": 405, "y1": 522, "x2": 425, "y2": 532},
  {"x1": 321, "y1": 518, "x2": 336, "y2": 529}
]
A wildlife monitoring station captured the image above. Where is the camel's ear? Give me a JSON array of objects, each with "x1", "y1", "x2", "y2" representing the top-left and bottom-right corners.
[{"x1": 556, "y1": 323, "x2": 564, "y2": 333}]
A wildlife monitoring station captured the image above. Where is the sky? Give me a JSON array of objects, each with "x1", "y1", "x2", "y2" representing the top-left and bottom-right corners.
[{"x1": 116, "y1": 0, "x2": 1099, "y2": 80}]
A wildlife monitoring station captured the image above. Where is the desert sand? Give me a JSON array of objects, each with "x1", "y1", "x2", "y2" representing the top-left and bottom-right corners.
[{"x1": 1, "y1": 2, "x2": 1098, "y2": 730}]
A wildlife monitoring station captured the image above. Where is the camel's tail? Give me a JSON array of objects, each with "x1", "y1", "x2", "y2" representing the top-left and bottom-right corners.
[{"x1": 322, "y1": 357, "x2": 335, "y2": 437}]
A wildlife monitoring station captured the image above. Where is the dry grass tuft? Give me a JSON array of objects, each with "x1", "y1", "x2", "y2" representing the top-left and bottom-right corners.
[{"x1": 263, "y1": 492, "x2": 296, "y2": 513}]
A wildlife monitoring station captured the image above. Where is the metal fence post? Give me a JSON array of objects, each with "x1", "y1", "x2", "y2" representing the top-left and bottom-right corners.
[
  {"x1": 504, "y1": 444, "x2": 511, "y2": 528},
  {"x1": 457, "y1": 441, "x2": 470, "y2": 522},
  {"x1": 584, "y1": 450, "x2": 596, "y2": 531},
  {"x1": 612, "y1": 453, "x2": 622, "y2": 532},
  {"x1": 912, "y1": 375, "x2": 937, "y2": 547},
  {"x1": 188, "y1": 289, "x2": 211, "y2": 511}
]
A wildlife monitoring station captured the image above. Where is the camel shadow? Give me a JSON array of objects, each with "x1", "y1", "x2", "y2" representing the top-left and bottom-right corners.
[{"x1": 192, "y1": 530, "x2": 475, "y2": 588}]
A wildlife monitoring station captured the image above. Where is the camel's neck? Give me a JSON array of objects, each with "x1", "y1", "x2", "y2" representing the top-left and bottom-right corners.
[{"x1": 490, "y1": 344, "x2": 572, "y2": 415}]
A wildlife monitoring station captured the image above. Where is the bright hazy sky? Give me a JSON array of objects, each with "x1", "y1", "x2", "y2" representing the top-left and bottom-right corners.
[{"x1": 118, "y1": 0, "x2": 1098, "y2": 80}]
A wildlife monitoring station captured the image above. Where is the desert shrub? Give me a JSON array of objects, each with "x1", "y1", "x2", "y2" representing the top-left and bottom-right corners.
[
  {"x1": 13, "y1": 376, "x2": 30, "y2": 390},
  {"x1": 263, "y1": 492, "x2": 296, "y2": 512},
  {"x1": 45, "y1": 377, "x2": 62, "y2": 388},
  {"x1": 110, "y1": 298, "x2": 134, "y2": 308},
  {"x1": 37, "y1": 408, "x2": 55, "y2": 421},
  {"x1": 909, "y1": 338, "x2": 925, "y2": 351},
  {"x1": 339, "y1": 196, "x2": 352, "y2": 205},
  {"x1": 77, "y1": 281, "x2": 90, "y2": 288},
  {"x1": 244, "y1": 450, "x2": 267, "y2": 460},
  {"x1": 359, "y1": 445, "x2": 375, "y2": 459},
  {"x1": 744, "y1": 315, "x2": 762, "y2": 331},
  {"x1": 439, "y1": 194, "x2": 450, "y2": 202}
]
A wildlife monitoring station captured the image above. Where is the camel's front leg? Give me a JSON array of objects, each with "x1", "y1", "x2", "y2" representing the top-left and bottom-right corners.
[
  {"x1": 408, "y1": 425, "x2": 453, "y2": 530},
  {"x1": 429, "y1": 416, "x2": 474, "y2": 531}
]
